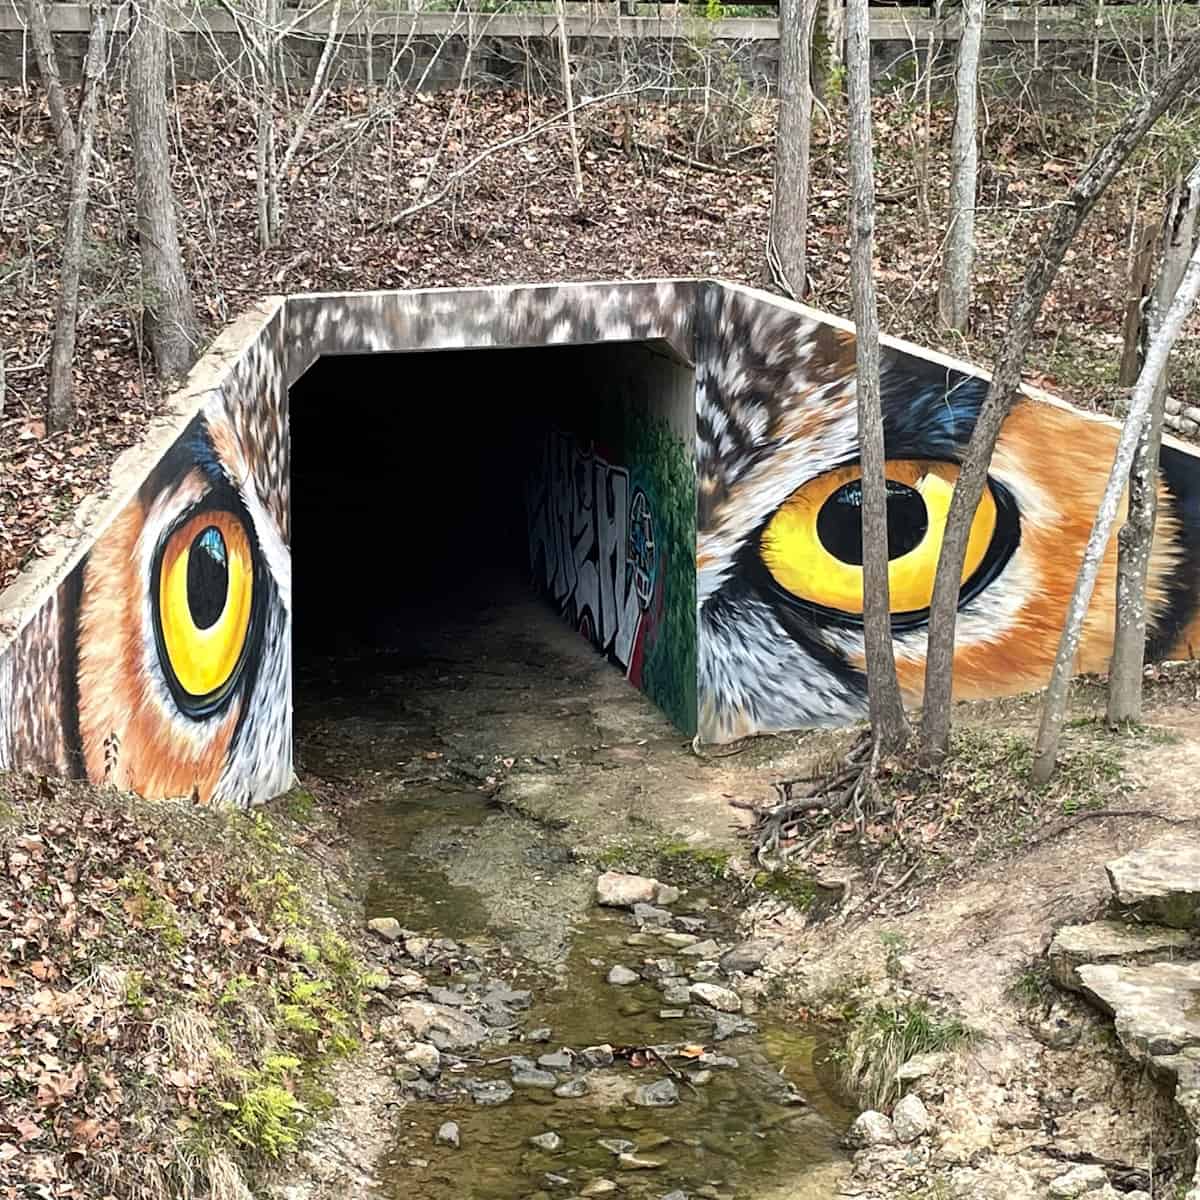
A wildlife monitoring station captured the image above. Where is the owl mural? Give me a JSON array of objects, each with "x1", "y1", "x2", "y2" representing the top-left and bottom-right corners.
[
  {"x1": 695, "y1": 285, "x2": 1200, "y2": 742},
  {"x1": 0, "y1": 309, "x2": 292, "y2": 807},
  {"x1": 2, "y1": 281, "x2": 1199, "y2": 805}
]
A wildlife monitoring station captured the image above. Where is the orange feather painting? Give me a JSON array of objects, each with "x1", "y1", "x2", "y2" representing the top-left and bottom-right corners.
[{"x1": 695, "y1": 285, "x2": 1200, "y2": 742}]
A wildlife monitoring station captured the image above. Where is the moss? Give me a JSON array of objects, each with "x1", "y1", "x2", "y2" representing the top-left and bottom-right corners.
[
  {"x1": 1008, "y1": 959, "x2": 1054, "y2": 1007},
  {"x1": 119, "y1": 871, "x2": 186, "y2": 948},
  {"x1": 283, "y1": 790, "x2": 317, "y2": 823},
  {"x1": 752, "y1": 868, "x2": 816, "y2": 911},
  {"x1": 659, "y1": 840, "x2": 731, "y2": 882}
]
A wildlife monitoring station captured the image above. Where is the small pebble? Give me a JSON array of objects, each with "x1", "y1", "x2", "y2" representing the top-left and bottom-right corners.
[
  {"x1": 681, "y1": 939, "x2": 721, "y2": 958},
  {"x1": 618, "y1": 1152, "x2": 665, "y2": 1170},
  {"x1": 435, "y1": 1121, "x2": 460, "y2": 1148},
  {"x1": 538, "y1": 1050, "x2": 574, "y2": 1070},
  {"x1": 554, "y1": 1077, "x2": 589, "y2": 1098},
  {"x1": 581, "y1": 1044, "x2": 615, "y2": 1068},
  {"x1": 660, "y1": 1009, "x2": 686, "y2": 1019},
  {"x1": 580, "y1": 1181, "x2": 618, "y2": 1196},
  {"x1": 530, "y1": 1132, "x2": 563, "y2": 1152},
  {"x1": 598, "y1": 1138, "x2": 636, "y2": 1155},
  {"x1": 633, "y1": 1078, "x2": 680, "y2": 1107},
  {"x1": 367, "y1": 916, "x2": 403, "y2": 941},
  {"x1": 608, "y1": 965, "x2": 639, "y2": 986},
  {"x1": 527, "y1": 1027, "x2": 553, "y2": 1043}
]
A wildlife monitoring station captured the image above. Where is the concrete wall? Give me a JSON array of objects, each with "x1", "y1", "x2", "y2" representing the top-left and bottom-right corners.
[
  {"x1": 3, "y1": 278, "x2": 1200, "y2": 802},
  {"x1": 527, "y1": 341, "x2": 698, "y2": 735}
]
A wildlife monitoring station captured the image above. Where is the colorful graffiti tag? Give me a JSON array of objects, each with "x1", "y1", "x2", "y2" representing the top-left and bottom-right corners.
[{"x1": 527, "y1": 431, "x2": 660, "y2": 677}]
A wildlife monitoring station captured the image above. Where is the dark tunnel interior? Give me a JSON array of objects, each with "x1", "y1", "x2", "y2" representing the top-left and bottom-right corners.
[{"x1": 288, "y1": 342, "x2": 689, "y2": 664}]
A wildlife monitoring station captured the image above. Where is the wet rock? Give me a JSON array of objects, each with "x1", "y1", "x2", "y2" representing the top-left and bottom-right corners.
[
  {"x1": 680, "y1": 939, "x2": 721, "y2": 958},
  {"x1": 608, "y1": 965, "x2": 639, "y2": 986},
  {"x1": 544, "y1": 1173, "x2": 571, "y2": 1187},
  {"x1": 404, "y1": 935, "x2": 431, "y2": 959},
  {"x1": 513, "y1": 1067, "x2": 559, "y2": 1089},
  {"x1": 435, "y1": 1120, "x2": 460, "y2": 1148},
  {"x1": 698, "y1": 1053, "x2": 738, "y2": 1069},
  {"x1": 538, "y1": 1050, "x2": 574, "y2": 1070},
  {"x1": 484, "y1": 983, "x2": 532, "y2": 1010},
  {"x1": 554, "y1": 1077, "x2": 589, "y2": 1098},
  {"x1": 598, "y1": 1138, "x2": 636, "y2": 1155},
  {"x1": 655, "y1": 883, "x2": 682, "y2": 905},
  {"x1": 719, "y1": 940, "x2": 775, "y2": 976},
  {"x1": 843, "y1": 1110, "x2": 896, "y2": 1147},
  {"x1": 897, "y1": 1051, "x2": 946, "y2": 1082},
  {"x1": 712, "y1": 1014, "x2": 757, "y2": 1041},
  {"x1": 688, "y1": 1069, "x2": 713, "y2": 1085},
  {"x1": 689, "y1": 961, "x2": 721, "y2": 981},
  {"x1": 469, "y1": 1079, "x2": 514, "y2": 1105},
  {"x1": 530, "y1": 1132, "x2": 563, "y2": 1152},
  {"x1": 367, "y1": 917, "x2": 403, "y2": 941},
  {"x1": 660, "y1": 1009, "x2": 686, "y2": 1019},
  {"x1": 892, "y1": 1093, "x2": 931, "y2": 1142},
  {"x1": 662, "y1": 985, "x2": 693, "y2": 1006},
  {"x1": 404, "y1": 1042, "x2": 442, "y2": 1079},
  {"x1": 1048, "y1": 1164, "x2": 1109, "y2": 1197},
  {"x1": 389, "y1": 971, "x2": 428, "y2": 996},
  {"x1": 660, "y1": 1193, "x2": 689, "y2": 1200},
  {"x1": 676, "y1": 916, "x2": 706, "y2": 932},
  {"x1": 582, "y1": 1044, "x2": 615, "y2": 1068},
  {"x1": 580, "y1": 1180, "x2": 618, "y2": 1196},
  {"x1": 597, "y1": 872, "x2": 659, "y2": 908},
  {"x1": 388, "y1": 1001, "x2": 490, "y2": 1051},
  {"x1": 527, "y1": 1027, "x2": 553, "y2": 1042},
  {"x1": 689, "y1": 983, "x2": 742, "y2": 1012},
  {"x1": 633, "y1": 1078, "x2": 679, "y2": 1107},
  {"x1": 432, "y1": 938, "x2": 460, "y2": 954},
  {"x1": 633, "y1": 904, "x2": 676, "y2": 929},
  {"x1": 618, "y1": 1152, "x2": 665, "y2": 1170},
  {"x1": 1106, "y1": 843, "x2": 1200, "y2": 928},
  {"x1": 428, "y1": 986, "x2": 466, "y2": 1007},
  {"x1": 660, "y1": 932, "x2": 699, "y2": 949},
  {"x1": 1049, "y1": 920, "x2": 1193, "y2": 992},
  {"x1": 625, "y1": 933, "x2": 657, "y2": 947}
]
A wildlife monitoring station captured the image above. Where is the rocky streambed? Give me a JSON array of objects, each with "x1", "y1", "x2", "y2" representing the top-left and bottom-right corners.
[{"x1": 358, "y1": 841, "x2": 851, "y2": 1200}]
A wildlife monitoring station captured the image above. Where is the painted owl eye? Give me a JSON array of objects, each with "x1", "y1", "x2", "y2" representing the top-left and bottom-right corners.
[
  {"x1": 154, "y1": 510, "x2": 255, "y2": 711},
  {"x1": 760, "y1": 460, "x2": 1018, "y2": 623}
]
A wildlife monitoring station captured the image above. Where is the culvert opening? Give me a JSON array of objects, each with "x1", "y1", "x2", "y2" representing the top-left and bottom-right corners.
[{"x1": 288, "y1": 340, "x2": 698, "y2": 753}]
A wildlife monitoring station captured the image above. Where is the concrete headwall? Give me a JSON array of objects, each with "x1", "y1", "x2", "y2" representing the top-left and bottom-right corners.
[{"x1": 3, "y1": 278, "x2": 1200, "y2": 804}]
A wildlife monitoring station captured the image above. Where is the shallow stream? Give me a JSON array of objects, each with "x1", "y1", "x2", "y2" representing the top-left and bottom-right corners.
[{"x1": 294, "y1": 580, "x2": 852, "y2": 1199}]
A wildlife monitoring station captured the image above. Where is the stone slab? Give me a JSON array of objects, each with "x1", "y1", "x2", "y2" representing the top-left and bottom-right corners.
[
  {"x1": 1106, "y1": 844, "x2": 1200, "y2": 929},
  {"x1": 1049, "y1": 920, "x2": 1193, "y2": 992}
]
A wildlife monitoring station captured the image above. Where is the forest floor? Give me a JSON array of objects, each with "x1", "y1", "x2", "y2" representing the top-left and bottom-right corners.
[{"x1": 2, "y1": 78, "x2": 1198, "y2": 588}]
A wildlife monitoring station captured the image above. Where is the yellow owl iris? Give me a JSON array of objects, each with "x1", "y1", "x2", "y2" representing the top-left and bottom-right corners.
[
  {"x1": 158, "y1": 511, "x2": 254, "y2": 699},
  {"x1": 761, "y1": 460, "x2": 997, "y2": 615}
]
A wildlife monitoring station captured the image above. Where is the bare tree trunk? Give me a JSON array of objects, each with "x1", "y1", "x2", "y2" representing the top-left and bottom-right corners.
[
  {"x1": 47, "y1": 0, "x2": 108, "y2": 433},
  {"x1": 22, "y1": 0, "x2": 77, "y2": 160},
  {"x1": 768, "y1": 0, "x2": 819, "y2": 299},
  {"x1": 556, "y1": 0, "x2": 584, "y2": 203},
  {"x1": 1118, "y1": 217, "x2": 1158, "y2": 387},
  {"x1": 128, "y1": 0, "x2": 200, "y2": 380},
  {"x1": 1107, "y1": 167, "x2": 1200, "y2": 725},
  {"x1": 847, "y1": 0, "x2": 909, "y2": 751},
  {"x1": 918, "y1": 40, "x2": 1200, "y2": 763},
  {"x1": 936, "y1": 0, "x2": 984, "y2": 333},
  {"x1": 1033, "y1": 195, "x2": 1200, "y2": 782},
  {"x1": 823, "y1": 0, "x2": 845, "y2": 96}
]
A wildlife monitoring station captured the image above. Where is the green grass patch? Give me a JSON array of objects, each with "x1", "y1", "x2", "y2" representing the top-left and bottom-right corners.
[{"x1": 836, "y1": 999, "x2": 976, "y2": 1111}]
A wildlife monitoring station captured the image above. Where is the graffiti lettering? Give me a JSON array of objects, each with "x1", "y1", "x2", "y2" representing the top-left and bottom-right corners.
[{"x1": 527, "y1": 433, "x2": 657, "y2": 671}]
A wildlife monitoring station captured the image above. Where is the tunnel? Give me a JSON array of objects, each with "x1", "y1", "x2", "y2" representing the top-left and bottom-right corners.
[{"x1": 288, "y1": 341, "x2": 700, "y2": 744}]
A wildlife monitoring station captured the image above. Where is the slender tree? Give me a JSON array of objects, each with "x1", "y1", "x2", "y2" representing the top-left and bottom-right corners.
[
  {"x1": 918, "y1": 40, "x2": 1200, "y2": 763},
  {"x1": 768, "y1": 0, "x2": 820, "y2": 299},
  {"x1": 936, "y1": 0, "x2": 984, "y2": 333},
  {"x1": 47, "y1": 0, "x2": 108, "y2": 433},
  {"x1": 1107, "y1": 167, "x2": 1200, "y2": 724},
  {"x1": 1033, "y1": 190, "x2": 1200, "y2": 782},
  {"x1": 847, "y1": 0, "x2": 909, "y2": 750},
  {"x1": 22, "y1": 0, "x2": 76, "y2": 160},
  {"x1": 128, "y1": 0, "x2": 201, "y2": 380}
]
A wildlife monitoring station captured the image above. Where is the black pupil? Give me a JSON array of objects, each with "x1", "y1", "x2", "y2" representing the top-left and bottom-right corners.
[
  {"x1": 187, "y1": 526, "x2": 229, "y2": 630},
  {"x1": 816, "y1": 480, "x2": 928, "y2": 566}
]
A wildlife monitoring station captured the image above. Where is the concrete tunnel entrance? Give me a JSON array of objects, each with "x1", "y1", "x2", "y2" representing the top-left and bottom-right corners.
[{"x1": 288, "y1": 341, "x2": 699, "y2": 749}]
